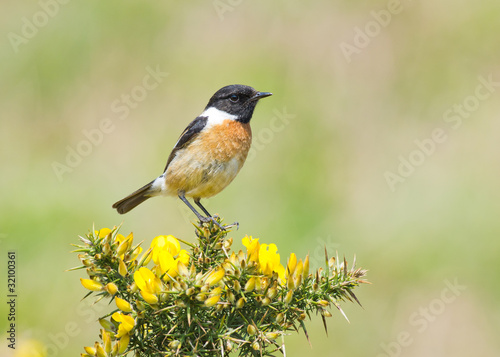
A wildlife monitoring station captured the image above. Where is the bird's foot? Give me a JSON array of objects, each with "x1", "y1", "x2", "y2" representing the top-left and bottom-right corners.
[
  {"x1": 198, "y1": 215, "x2": 238, "y2": 231},
  {"x1": 222, "y1": 221, "x2": 239, "y2": 230}
]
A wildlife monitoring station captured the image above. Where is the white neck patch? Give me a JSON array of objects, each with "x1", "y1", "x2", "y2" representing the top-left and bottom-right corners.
[{"x1": 200, "y1": 107, "x2": 238, "y2": 127}]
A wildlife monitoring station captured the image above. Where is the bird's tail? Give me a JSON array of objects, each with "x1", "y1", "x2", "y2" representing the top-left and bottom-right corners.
[{"x1": 112, "y1": 180, "x2": 156, "y2": 214}]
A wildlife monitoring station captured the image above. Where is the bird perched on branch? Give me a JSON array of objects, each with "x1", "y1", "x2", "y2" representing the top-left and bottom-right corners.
[{"x1": 112, "y1": 84, "x2": 272, "y2": 228}]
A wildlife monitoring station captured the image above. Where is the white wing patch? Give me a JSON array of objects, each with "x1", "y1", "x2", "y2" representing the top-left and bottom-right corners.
[{"x1": 151, "y1": 175, "x2": 168, "y2": 194}]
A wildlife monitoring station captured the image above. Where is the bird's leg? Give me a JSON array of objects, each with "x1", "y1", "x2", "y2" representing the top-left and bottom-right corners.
[
  {"x1": 178, "y1": 192, "x2": 212, "y2": 224},
  {"x1": 194, "y1": 198, "x2": 239, "y2": 231},
  {"x1": 194, "y1": 198, "x2": 212, "y2": 217},
  {"x1": 192, "y1": 198, "x2": 225, "y2": 230},
  {"x1": 178, "y1": 193, "x2": 229, "y2": 230}
]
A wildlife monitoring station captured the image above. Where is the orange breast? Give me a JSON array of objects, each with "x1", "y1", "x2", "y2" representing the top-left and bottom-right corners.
[
  {"x1": 199, "y1": 120, "x2": 252, "y2": 162},
  {"x1": 164, "y1": 119, "x2": 252, "y2": 198}
]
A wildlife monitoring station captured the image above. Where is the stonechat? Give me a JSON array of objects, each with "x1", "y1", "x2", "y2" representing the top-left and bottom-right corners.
[{"x1": 112, "y1": 84, "x2": 272, "y2": 228}]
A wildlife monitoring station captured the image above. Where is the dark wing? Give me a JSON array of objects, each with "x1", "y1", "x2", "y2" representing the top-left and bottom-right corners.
[{"x1": 163, "y1": 116, "x2": 208, "y2": 172}]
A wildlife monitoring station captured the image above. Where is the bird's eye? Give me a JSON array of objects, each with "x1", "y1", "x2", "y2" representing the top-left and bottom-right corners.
[{"x1": 229, "y1": 94, "x2": 239, "y2": 103}]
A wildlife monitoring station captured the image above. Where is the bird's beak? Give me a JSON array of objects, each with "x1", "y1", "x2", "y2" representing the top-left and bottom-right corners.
[{"x1": 250, "y1": 91, "x2": 273, "y2": 101}]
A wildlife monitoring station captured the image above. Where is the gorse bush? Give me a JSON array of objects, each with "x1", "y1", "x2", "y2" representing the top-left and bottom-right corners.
[{"x1": 72, "y1": 218, "x2": 368, "y2": 356}]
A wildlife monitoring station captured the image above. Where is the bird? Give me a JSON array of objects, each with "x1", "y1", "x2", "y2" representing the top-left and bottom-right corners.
[{"x1": 112, "y1": 84, "x2": 272, "y2": 228}]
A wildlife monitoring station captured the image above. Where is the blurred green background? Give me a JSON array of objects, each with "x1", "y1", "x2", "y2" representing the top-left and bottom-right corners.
[{"x1": 1, "y1": 0, "x2": 500, "y2": 356}]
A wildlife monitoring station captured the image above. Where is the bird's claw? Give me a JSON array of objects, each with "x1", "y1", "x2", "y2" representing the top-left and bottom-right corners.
[
  {"x1": 198, "y1": 216, "x2": 238, "y2": 231},
  {"x1": 222, "y1": 221, "x2": 239, "y2": 230}
]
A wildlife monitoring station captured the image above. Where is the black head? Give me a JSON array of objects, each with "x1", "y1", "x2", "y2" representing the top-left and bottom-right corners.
[{"x1": 205, "y1": 84, "x2": 272, "y2": 123}]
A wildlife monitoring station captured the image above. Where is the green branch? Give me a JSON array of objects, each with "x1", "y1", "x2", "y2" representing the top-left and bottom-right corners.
[{"x1": 72, "y1": 218, "x2": 368, "y2": 357}]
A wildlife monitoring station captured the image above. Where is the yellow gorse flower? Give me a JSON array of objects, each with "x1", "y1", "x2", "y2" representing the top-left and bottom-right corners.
[
  {"x1": 151, "y1": 235, "x2": 190, "y2": 279},
  {"x1": 259, "y1": 244, "x2": 285, "y2": 280},
  {"x1": 80, "y1": 278, "x2": 103, "y2": 291},
  {"x1": 286, "y1": 253, "x2": 297, "y2": 277},
  {"x1": 115, "y1": 297, "x2": 133, "y2": 312},
  {"x1": 95, "y1": 228, "x2": 144, "y2": 261},
  {"x1": 116, "y1": 233, "x2": 132, "y2": 256},
  {"x1": 112, "y1": 312, "x2": 135, "y2": 338},
  {"x1": 84, "y1": 346, "x2": 96, "y2": 355},
  {"x1": 241, "y1": 237, "x2": 289, "y2": 282},
  {"x1": 205, "y1": 287, "x2": 223, "y2": 307},
  {"x1": 206, "y1": 267, "x2": 225, "y2": 286},
  {"x1": 116, "y1": 232, "x2": 143, "y2": 260},
  {"x1": 204, "y1": 294, "x2": 220, "y2": 307},
  {"x1": 101, "y1": 329, "x2": 112, "y2": 353},
  {"x1": 133, "y1": 267, "x2": 162, "y2": 304},
  {"x1": 105, "y1": 282, "x2": 118, "y2": 295},
  {"x1": 151, "y1": 235, "x2": 181, "y2": 263},
  {"x1": 128, "y1": 245, "x2": 143, "y2": 261},
  {"x1": 95, "y1": 341, "x2": 106, "y2": 357},
  {"x1": 242, "y1": 236, "x2": 260, "y2": 263},
  {"x1": 118, "y1": 333, "x2": 130, "y2": 354},
  {"x1": 96, "y1": 227, "x2": 112, "y2": 238}
]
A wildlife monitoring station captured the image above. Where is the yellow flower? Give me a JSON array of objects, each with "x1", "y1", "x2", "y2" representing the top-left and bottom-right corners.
[
  {"x1": 80, "y1": 278, "x2": 103, "y2": 291},
  {"x1": 151, "y1": 235, "x2": 190, "y2": 279},
  {"x1": 116, "y1": 233, "x2": 138, "y2": 260},
  {"x1": 244, "y1": 277, "x2": 256, "y2": 292},
  {"x1": 140, "y1": 290, "x2": 159, "y2": 304},
  {"x1": 204, "y1": 287, "x2": 223, "y2": 307},
  {"x1": 94, "y1": 342, "x2": 106, "y2": 357},
  {"x1": 138, "y1": 248, "x2": 153, "y2": 267},
  {"x1": 285, "y1": 253, "x2": 308, "y2": 288},
  {"x1": 303, "y1": 254, "x2": 310, "y2": 277},
  {"x1": 96, "y1": 228, "x2": 112, "y2": 238},
  {"x1": 158, "y1": 249, "x2": 189, "y2": 280},
  {"x1": 210, "y1": 286, "x2": 223, "y2": 296},
  {"x1": 114, "y1": 232, "x2": 127, "y2": 245},
  {"x1": 247, "y1": 324, "x2": 257, "y2": 335},
  {"x1": 134, "y1": 267, "x2": 161, "y2": 293},
  {"x1": 117, "y1": 333, "x2": 130, "y2": 354},
  {"x1": 259, "y1": 244, "x2": 285, "y2": 280},
  {"x1": 204, "y1": 295, "x2": 220, "y2": 307},
  {"x1": 118, "y1": 258, "x2": 128, "y2": 277},
  {"x1": 158, "y1": 250, "x2": 176, "y2": 277},
  {"x1": 105, "y1": 282, "x2": 118, "y2": 295},
  {"x1": 286, "y1": 253, "x2": 297, "y2": 277},
  {"x1": 116, "y1": 235, "x2": 130, "y2": 256},
  {"x1": 134, "y1": 267, "x2": 162, "y2": 304},
  {"x1": 84, "y1": 346, "x2": 96, "y2": 356},
  {"x1": 128, "y1": 246, "x2": 143, "y2": 261},
  {"x1": 266, "y1": 332, "x2": 279, "y2": 340},
  {"x1": 112, "y1": 312, "x2": 135, "y2": 338},
  {"x1": 206, "y1": 267, "x2": 225, "y2": 286},
  {"x1": 115, "y1": 297, "x2": 133, "y2": 312},
  {"x1": 176, "y1": 261, "x2": 189, "y2": 277},
  {"x1": 295, "y1": 259, "x2": 304, "y2": 278},
  {"x1": 242, "y1": 236, "x2": 260, "y2": 263},
  {"x1": 284, "y1": 290, "x2": 294, "y2": 305},
  {"x1": 151, "y1": 235, "x2": 181, "y2": 264},
  {"x1": 236, "y1": 297, "x2": 245, "y2": 309},
  {"x1": 102, "y1": 329, "x2": 112, "y2": 353},
  {"x1": 178, "y1": 249, "x2": 190, "y2": 265}
]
